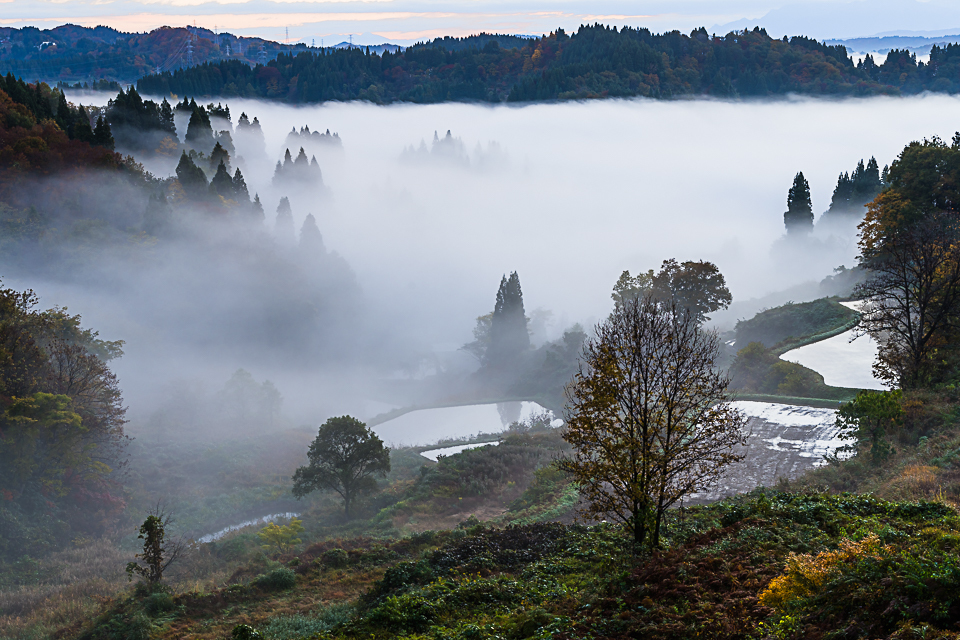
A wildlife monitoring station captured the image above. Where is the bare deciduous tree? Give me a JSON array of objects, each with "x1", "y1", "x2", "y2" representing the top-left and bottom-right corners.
[{"x1": 560, "y1": 295, "x2": 746, "y2": 551}]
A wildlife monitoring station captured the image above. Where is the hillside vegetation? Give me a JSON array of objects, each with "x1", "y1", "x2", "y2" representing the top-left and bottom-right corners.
[{"x1": 63, "y1": 492, "x2": 960, "y2": 640}]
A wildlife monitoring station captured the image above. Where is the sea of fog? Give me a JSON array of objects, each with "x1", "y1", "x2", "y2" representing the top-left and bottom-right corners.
[{"x1": 50, "y1": 92, "x2": 948, "y2": 425}]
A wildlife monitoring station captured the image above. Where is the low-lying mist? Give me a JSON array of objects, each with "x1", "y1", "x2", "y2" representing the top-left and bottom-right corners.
[{"x1": 37, "y1": 91, "x2": 960, "y2": 430}]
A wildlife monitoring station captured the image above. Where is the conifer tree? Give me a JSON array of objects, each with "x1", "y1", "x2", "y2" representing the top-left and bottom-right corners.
[
  {"x1": 55, "y1": 90, "x2": 71, "y2": 131},
  {"x1": 784, "y1": 171, "x2": 813, "y2": 234},
  {"x1": 71, "y1": 105, "x2": 95, "y2": 143},
  {"x1": 310, "y1": 155, "x2": 324, "y2": 183},
  {"x1": 210, "y1": 160, "x2": 235, "y2": 200},
  {"x1": 209, "y1": 141, "x2": 230, "y2": 173},
  {"x1": 232, "y1": 168, "x2": 250, "y2": 202},
  {"x1": 93, "y1": 115, "x2": 114, "y2": 150},
  {"x1": 487, "y1": 271, "x2": 530, "y2": 367},
  {"x1": 176, "y1": 151, "x2": 208, "y2": 197},
  {"x1": 251, "y1": 193, "x2": 265, "y2": 223},
  {"x1": 275, "y1": 197, "x2": 295, "y2": 244},
  {"x1": 185, "y1": 105, "x2": 214, "y2": 151},
  {"x1": 299, "y1": 213, "x2": 325, "y2": 256},
  {"x1": 159, "y1": 98, "x2": 176, "y2": 134}
]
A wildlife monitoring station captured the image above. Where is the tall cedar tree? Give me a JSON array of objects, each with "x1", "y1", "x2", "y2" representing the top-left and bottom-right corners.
[
  {"x1": 784, "y1": 171, "x2": 814, "y2": 234},
  {"x1": 488, "y1": 271, "x2": 529, "y2": 367},
  {"x1": 292, "y1": 416, "x2": 390, "y2": 516},
  {"x1": 560, "y1": 294, "x2": 746, "y2": 551}
]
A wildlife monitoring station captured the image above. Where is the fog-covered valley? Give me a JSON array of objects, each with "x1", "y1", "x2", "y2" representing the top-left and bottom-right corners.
[
  {"x1": 9, "y1": 46, "x2": 960, "y2": 639},
  {"x1": 18, "y1": 91, "x2": 947, "y2": 429}
]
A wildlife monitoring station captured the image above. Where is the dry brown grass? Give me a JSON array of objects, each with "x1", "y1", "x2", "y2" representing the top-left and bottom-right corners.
[{"x1": 0, "y1": 539, "x2": 128, "y2": 640}]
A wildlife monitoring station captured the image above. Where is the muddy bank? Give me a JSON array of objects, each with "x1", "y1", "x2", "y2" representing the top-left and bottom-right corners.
[{"x1": 689, "y1": 401, "x2": 844, "y2": 504}]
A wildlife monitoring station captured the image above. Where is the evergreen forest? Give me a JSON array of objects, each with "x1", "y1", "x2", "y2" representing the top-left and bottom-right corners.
[{"x1": 137, "y1": 25, "x2": 960, "y2": 104}]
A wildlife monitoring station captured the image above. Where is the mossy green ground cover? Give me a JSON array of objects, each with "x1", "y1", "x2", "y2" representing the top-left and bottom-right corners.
[{"x1": 69, "y1": 492, "x2": 960, "y2": 640}]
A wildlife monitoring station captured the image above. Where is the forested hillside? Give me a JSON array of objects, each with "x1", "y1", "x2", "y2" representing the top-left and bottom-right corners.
[
  {"x1": 0, "y1": 25, "x2": 296, "y2": 85},
  {"x1": 136, "y1": 24, "x2": 960, "y2": 103}
]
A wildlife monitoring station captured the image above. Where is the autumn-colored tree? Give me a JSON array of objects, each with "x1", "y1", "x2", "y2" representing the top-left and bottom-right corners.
[
  {"x1": 611, "y1": 259, "x2": 732, "y2": 323},
  {"x1": 855, "y1": 138, "x2": 960, "y2": 387},
  {"x1": 650, "y1": 258, "x2": 732, "y2": 323},
  {"x1": 257, "y1": 517, "x2": 304, "y2": 554},
  {"x1": 611, "y1": 269, "x2": 654, "y2": 311},
  {"x1": 292, "y1": 416, "x2": 390, "y2": 517},
  {"x1": 560, "y1": 294, "x2": 746, "y2": 551},
  {"x1": 0, "y1": 284, "x2": 127, "y2": 559}
]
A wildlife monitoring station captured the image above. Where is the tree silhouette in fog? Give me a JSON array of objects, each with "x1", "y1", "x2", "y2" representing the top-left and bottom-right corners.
[
  {"x1": 784, "y1": 172, "x2": 813, "y2": 234},
  {"x1": 292, "y1": 416, "x2": 390, "y2": 517},
  {"x1": 488, "y1": 272, "x2": 530, "y2": 368}
]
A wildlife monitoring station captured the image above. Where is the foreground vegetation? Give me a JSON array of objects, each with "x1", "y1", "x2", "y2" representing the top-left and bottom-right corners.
[{"x1": 58, "y1": 492, "x2": 960, "y2": 640}]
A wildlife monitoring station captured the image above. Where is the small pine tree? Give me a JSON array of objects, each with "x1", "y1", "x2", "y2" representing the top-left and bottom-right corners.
[
  {"x1": 185, "y1": 106, "x2": 214, "y2": 151},
  {"x1": 71, "y1": 104, "x2": 95, "y2": 143},
  {"x1": 275, "y1": 197, "x2": 295, "y2": 244},
  {"x1": 176, "y1": 151, "x2": 208, "y2": 197},
  {"x1": 251, "y1": 193, "x2": 265, "y2": 223},
  {"x1": 209, "y1": 141, "x2": 230, "y2": 174},
  {"x1": 299, "y1": 213, "x2": 325, "y2": 256},
  {"x1": 210, "y1": 160, "x2": 235, "y2": 200},
  {"x1": 93, "y1": 115, "x2": 114, "y2": 150},
  {"x1": 159, "y1": 98, "x2": 176, "y2": 134},
  {"x1": 784, "y1": 171, "x2": 813, "y2": 234},
  {"x1": 232, "y1": 168, "x2": 250, "y2": 202}
]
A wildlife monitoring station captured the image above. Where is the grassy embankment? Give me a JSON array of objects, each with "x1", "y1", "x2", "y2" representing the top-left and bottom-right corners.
[{"x1": 729, "y1": 298, "x2": 864, "y2": 406}]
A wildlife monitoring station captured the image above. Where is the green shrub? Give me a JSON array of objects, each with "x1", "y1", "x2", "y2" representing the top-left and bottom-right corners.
[
  {"x1": 367, "y1": 593, "x2": 437, "y2": 633},
  {"x1": 232, "y1": 624, "x2": 264, "y2": 640},
  {"x1": 255, "y1": 566, "x2": 296, "y2": 591},
  {"x1": 262, "y1": 603, "x2": 355, "y2": 639},
  {"x1": 106, "y1": 612, "x2": 154, "y2": 640},
  {"x1": 367, "y1": 560, "x2": 435, "y2": 601},
  {"x1": 321, "y1": 548, "x2": 349, "y2": 568},
  {"x1": 215, "y1": 534, "x2": 256, "y2": 561},
  {"x1": 143, "y1": 591, "x2": 175, "y2": 616}
]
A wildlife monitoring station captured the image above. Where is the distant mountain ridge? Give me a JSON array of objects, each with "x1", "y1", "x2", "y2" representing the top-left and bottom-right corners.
[
  {"x1": 0, "y1": 24, "x2": 352, "y2": 85},
  {"x1": 330, "y1": 42, "x2": 402, "y2": 55},
  {"x1": 826, "y1": 34, "x2": 960, "y2": 56}
]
